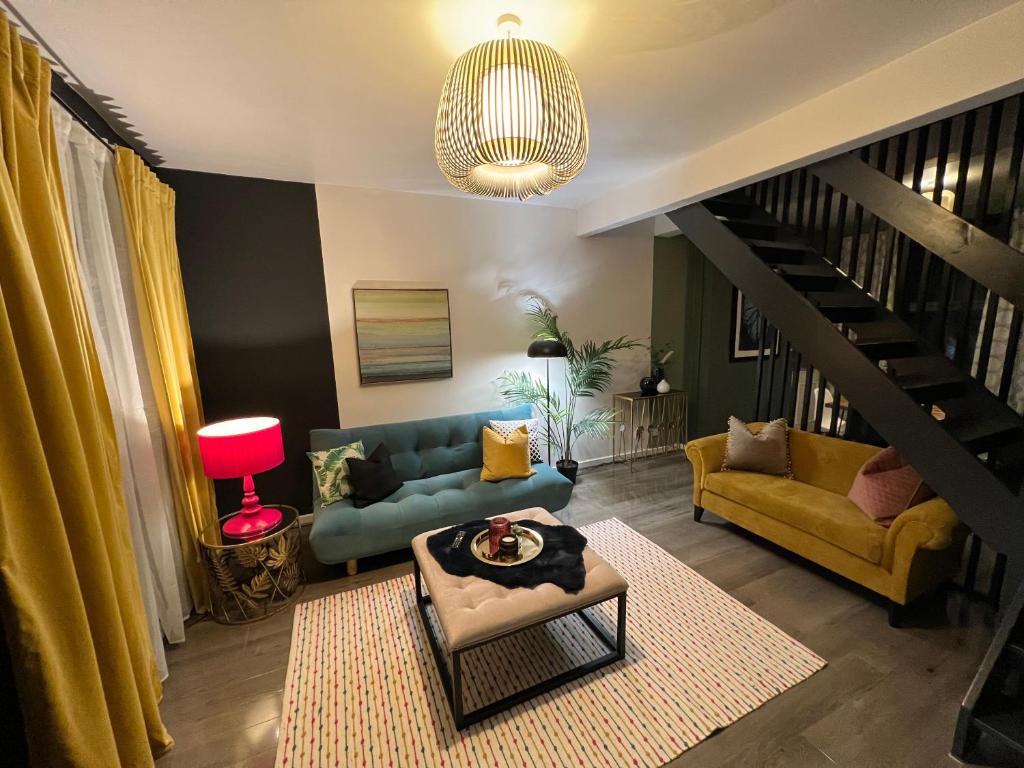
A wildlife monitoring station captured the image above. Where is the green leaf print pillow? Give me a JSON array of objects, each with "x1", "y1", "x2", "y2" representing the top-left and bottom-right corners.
[{"x1": 307, "y1": 441, "x2": 365, "y2": 507}]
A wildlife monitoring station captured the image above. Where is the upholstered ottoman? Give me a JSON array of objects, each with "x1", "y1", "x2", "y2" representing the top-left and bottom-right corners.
[{"x1": 411, "y1": 507, "x2": 628, "y2": 729}]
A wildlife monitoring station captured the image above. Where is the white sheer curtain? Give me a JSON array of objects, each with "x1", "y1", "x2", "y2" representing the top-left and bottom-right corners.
[{"x1": 53, "y1": 105, "x2": 190, "y2": 680}]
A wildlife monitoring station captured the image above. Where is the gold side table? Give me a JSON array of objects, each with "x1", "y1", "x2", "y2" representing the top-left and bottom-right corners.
[
  {"x1": 612, "y1": 391, "x2": 688, "y2": 470},
  {"x1": 199, "y1": 504, "x2": 303, "y2": 624}
]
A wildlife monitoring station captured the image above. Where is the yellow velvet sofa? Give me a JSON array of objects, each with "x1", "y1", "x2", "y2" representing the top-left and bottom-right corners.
[{"x1": 685, "y1": 426, "x2": 966, "y2": 624}]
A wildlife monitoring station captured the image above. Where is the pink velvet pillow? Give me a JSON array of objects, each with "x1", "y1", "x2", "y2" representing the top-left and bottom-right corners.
[{"x1": 847, "y1": 447, "x2": 934, "y2": 527}]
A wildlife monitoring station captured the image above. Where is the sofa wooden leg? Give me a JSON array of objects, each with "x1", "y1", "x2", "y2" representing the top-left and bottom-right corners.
[
  {"x1": 693, "y1": 506, "x2": 704, "y2": 523},
  {"x1": 346, "y1": 559, "x2": 358, "y2": 577},
  {"x1": 888, "y1": 601, "x2": 903, "y2": 628}
]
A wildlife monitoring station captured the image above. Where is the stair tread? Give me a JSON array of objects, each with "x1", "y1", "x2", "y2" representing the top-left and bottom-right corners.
[
  {"x1": 975, "y1": 701, "x2": 1024, "y2": 755},
  {"x1": 775, "y1": 263, "x2": 839, "y2": 278},
  {"x1": 772, "y1": 263, "x2": 841, "y2": 292},
  {"x1": 715, "y1": 217, "x2": 785, "y2": 241},
  {"x1": 715, "y1": 215, "x2": 778, "y2": 227},
  {"x1": 704, "y1": 198, "x2": 760, "y2": 218},
  {"x1": 846, "y1": 318, "x2": 917, "y2": 344},
  {"x1": 715, "y1": 215, "x2": 779, "y2": 228},
  {"x1": 933, "y1": 391, "x2": 1024, "y2": 450},
  {"x1": 807, "y1": 289, "x2": 879, "y2": 323},
  {"x1": 808, "y1": 291, "x2": 878, "y2": 309},
  {"x1": 885, "y1": 355, "x2": 969, "y2": 389},
  {"x1": 744, "y1": 238, "x2": 815, "y2": 251}
]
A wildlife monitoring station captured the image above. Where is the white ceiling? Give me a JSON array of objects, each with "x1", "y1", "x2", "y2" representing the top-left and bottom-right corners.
[{"x1": 15, "y1": 0, "x2": 1020, "y2": 209}]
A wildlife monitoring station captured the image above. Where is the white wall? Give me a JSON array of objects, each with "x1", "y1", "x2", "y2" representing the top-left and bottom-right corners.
[{"x1": 315, "y1": 185, "x2": 654, "y2": 463}]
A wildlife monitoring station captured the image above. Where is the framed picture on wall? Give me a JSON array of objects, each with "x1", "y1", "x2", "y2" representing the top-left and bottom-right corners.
[
  {"x1": 352, "y1": 285, "x2": 453, "y2": 384},
  {"x1": 730, "y1": 288, "x2": 774, "y2": 361}
]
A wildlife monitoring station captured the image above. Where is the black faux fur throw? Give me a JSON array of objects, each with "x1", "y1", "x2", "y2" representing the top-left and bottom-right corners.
[{"x1": 425, "y1": 518, "x2": 588, "y2": 593}]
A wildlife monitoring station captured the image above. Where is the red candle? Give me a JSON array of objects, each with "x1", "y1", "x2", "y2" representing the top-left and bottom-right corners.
[{"x1": 488, "y1": 517, "x2": 511, "y2": 557}]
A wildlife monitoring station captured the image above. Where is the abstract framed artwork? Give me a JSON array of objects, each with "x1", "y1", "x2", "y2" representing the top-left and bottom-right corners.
[
  {"x1": 352, "y1": 287, "x2": 453, "y2": 384},
  {"x1": 730, "y1": 288, "x2": 775, "y2": 361}
]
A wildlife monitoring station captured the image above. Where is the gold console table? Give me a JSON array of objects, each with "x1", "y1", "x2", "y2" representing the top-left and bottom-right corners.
[{"x1": 612, "y1": 390, "x2": 688, "y2": 469}]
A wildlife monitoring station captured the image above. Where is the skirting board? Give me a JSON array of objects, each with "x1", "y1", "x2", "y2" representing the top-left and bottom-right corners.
[{"x1": 588, "y1": 443, "x2": 686, "y2": 468}]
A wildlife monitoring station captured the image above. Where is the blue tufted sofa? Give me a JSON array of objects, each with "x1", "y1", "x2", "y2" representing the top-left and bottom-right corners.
[{"x1": 308, "y1": 405, "x2": 575, "y2": 569}]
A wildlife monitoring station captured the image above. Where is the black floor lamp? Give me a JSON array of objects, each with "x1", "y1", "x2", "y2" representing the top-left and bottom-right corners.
[{"x1": 527, "y1": 339, "x2": 568, "y2": 465}]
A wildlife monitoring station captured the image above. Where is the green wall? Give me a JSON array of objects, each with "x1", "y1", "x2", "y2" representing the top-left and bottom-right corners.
[
  {"x1": 650, "y1": 237, "x2": 688, "y2": 391},
  {"x1": 651, "y1": 235, "x2": 757, "y2": 439}
]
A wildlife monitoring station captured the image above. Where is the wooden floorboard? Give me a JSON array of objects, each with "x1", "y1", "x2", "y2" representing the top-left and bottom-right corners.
[{"x1": 157, "y1": 454, "x2": 998, "y2": 768}]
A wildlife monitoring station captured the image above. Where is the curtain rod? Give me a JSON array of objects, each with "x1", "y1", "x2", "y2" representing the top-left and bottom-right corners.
[
  {"x1": 50, "y1": 86, "x2": 116, "y2": 156},
  {"x1": 1, "y1": 0, "x2": 115, "y2": 155}
]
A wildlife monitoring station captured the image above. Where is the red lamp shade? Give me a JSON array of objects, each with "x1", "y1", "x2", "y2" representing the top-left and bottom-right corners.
[
  {"x1": 197, "y1": 416, "x2": 284, "y2": 479},
  {"x1": 197, "y1": 417, "x2": 285, "y2": 539}
]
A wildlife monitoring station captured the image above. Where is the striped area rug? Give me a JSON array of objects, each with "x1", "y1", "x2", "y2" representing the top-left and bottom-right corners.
[{"x1": 276, "y1": 518, "x2": 825, "y2": 767}]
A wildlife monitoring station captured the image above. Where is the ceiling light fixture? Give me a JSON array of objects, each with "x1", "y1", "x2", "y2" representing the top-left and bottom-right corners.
[{"x1": 434, "y1": 13, "x2": 588, "y2": 201}]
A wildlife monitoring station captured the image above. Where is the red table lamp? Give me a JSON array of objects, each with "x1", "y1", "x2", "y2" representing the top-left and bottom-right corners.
[{"x1": 197, "y1": 416, "x2": 285, "y2": 538}]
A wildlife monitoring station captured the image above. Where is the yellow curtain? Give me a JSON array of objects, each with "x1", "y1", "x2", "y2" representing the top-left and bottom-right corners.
[
  {"x1": 0, "y1": 14, "x2": 172, "y2": 767},
  {"x1": 115, "y1": 147, "x2": 217, "y2": 611}
]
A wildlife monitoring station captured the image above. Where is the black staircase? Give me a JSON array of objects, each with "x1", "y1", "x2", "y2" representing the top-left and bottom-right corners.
[
  {"x1": 955, "y1": 586, "x2": 1024, "y2": 764},
  {"x1": 668, "y1": 91, "x2": 1024, "y2": 765},
  {"x1": 668, "y1": 193, "x2": 1024, "y2": 553}
]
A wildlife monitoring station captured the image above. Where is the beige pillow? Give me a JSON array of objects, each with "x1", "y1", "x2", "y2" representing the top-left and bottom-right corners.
[{"x1": 722, "y1": 416, "x2": 792, "y2": 477}]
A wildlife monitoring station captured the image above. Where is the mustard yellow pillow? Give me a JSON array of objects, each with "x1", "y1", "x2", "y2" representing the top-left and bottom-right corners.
[{"x1": 481, "y1": 425, "x2": 536, "y2": 482}]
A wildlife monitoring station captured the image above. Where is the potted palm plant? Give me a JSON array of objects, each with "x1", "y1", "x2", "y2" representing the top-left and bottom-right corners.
[{"x1": 497, "y1": 299, "x2": 640, "y2": 483}]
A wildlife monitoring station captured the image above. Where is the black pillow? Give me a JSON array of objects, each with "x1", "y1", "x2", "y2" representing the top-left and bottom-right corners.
[{"x1": 346, "y1": 443, "x2": 403, "y2": 509}]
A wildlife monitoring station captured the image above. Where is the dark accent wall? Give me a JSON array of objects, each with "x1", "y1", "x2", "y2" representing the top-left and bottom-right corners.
[
  {"x1": 160, "y1": 170, "x2": 339, "y2": 515},
  {"x1": 651, "y1": 235, "x2": 756, "y2": 439}
]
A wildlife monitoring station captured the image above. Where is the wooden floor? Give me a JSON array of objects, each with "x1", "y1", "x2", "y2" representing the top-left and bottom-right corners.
[{"x1": 158, "y1": 454, "x2": 1003, "y2": 768}]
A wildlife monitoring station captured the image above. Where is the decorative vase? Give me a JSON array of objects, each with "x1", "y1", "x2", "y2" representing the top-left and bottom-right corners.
[
  {"x1": 652, "y1": 366, "x2": 665, "y2": 383},
  {"x1": 657, "y1": 379, "x2": 671, "y2": 394},
  {"x1": 556, "y1": 459, "x2": 579, "y2": 484},
  {"x1": 639, "y1": 376, "x2": 658, "y2": 396}
]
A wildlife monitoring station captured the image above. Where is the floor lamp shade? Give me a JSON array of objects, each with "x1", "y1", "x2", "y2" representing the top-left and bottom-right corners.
[
  {"x1": 527, "y1": 339, "x2": 568, "y2": 359},
  {"x1": 197, "y1": 417, "x2": 284, "y2": 537}
]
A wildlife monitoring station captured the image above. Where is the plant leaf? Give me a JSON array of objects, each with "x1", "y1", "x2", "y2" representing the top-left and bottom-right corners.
[{"x1": 572, "y1": 408, "x2": 618, "y2": 440}]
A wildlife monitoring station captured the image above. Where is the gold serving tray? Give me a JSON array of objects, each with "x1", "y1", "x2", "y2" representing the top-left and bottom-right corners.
[{"x1": 470, "y1": 526, "x2": 544, "y2": 567}]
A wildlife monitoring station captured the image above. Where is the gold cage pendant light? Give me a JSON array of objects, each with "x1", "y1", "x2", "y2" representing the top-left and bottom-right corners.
[{"x1": 434, "y1": 14, "x2": 588, "y2": 200}]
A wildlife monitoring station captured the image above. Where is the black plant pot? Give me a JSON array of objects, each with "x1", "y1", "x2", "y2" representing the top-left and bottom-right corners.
[{"x1": 556, "y1": 459, "x2": 579, "y2": 484}]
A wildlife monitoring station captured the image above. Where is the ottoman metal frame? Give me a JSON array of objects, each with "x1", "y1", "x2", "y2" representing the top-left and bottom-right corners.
[{"x1": 413, "y1": 558, "x2": 627, "y2": 730}]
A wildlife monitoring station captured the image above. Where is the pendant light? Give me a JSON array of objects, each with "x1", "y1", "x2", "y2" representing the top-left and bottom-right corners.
[{"x1": 434, "y1": 14, "x2": 588, "y2": 201}]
